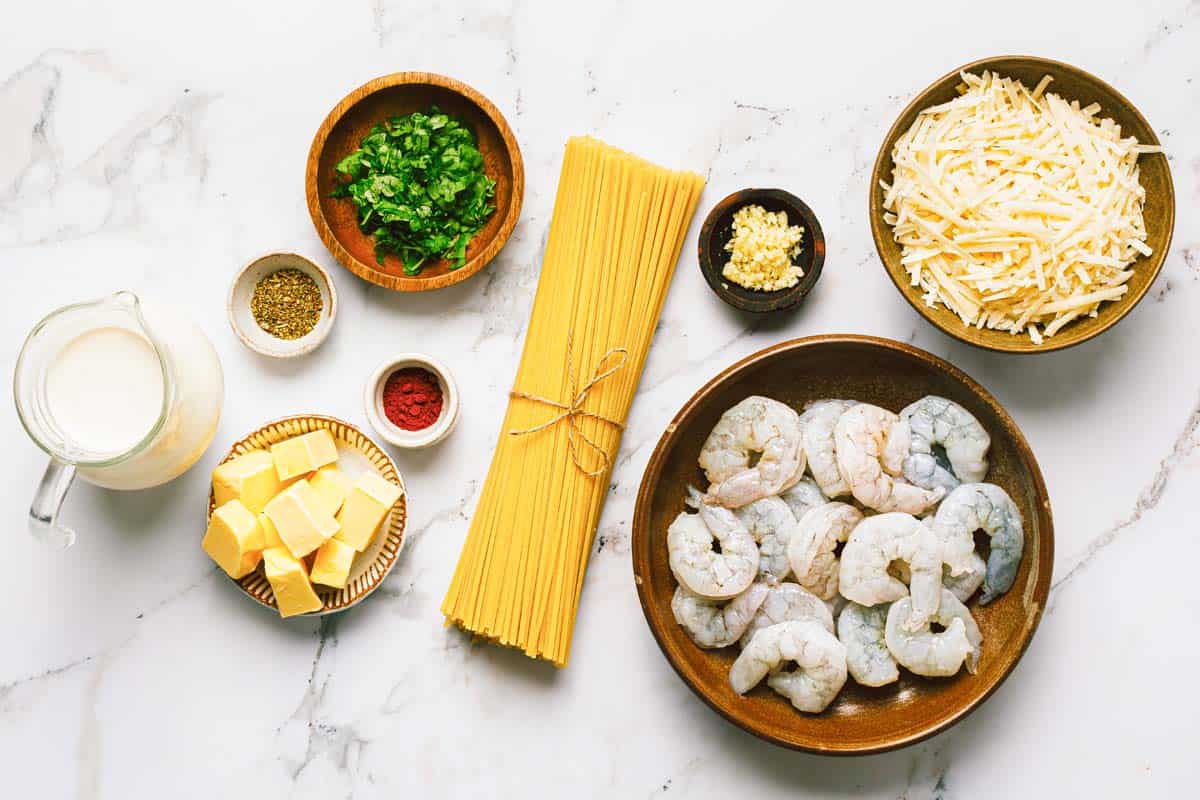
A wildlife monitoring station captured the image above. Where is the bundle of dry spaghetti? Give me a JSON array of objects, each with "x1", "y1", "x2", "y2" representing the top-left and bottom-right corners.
[{"x1": 441, "y1": 136, "x2": 705, "y2": 666}]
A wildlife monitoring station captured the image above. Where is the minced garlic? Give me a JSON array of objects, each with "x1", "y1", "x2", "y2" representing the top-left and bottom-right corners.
[{"x1": 721, "y1": 204, "x2": 805, "y2": 292}]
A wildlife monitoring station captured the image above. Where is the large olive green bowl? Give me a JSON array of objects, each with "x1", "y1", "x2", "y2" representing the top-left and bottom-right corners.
[{"x1": 869, "y1": 55, "x2": 1175, "y2": 354}]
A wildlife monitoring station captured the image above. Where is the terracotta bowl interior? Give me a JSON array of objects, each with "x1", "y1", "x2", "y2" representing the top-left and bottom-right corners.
[
  {"x1": 307, "y1": 73, "x2": 523, "y2": 292},
  {"x1": 632, "y1": 336, "x2": 1053, "y2": 754},
  {"x1": 698, "y1": 188, "x2": 825, "y2": 313},
  {"x1": 869, "y1": 55, "x2": 1175, "y2": 353}
]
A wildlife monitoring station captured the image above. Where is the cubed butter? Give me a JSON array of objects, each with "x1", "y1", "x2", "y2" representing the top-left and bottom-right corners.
[
  {"x1": 308, "y1": 466, "x2": 354, "y2": 519},
  {"x1": 203, "y1": 499, "x2": 265, "y2": 579},
  {"x1": 258, "y1": 512, "x2": 285, "y2": 550},
  {"x1": 263, "y1": 479, "x2": 340, "y2": 558},
  {"x1": 309, "y1": 538, "x2": 357, "y2": 589},
  {"x1": 212, "y1": 450, "x2": 281, "y2": 513},
  {"x1": 270, "y1": 430, "x2": 338, "y2": 482},
  {"x1": 335, "y1": 471, "x2": 403, "y2": 551},
  {"x1": 262, "y1": 547, "x2": 323, "y2": 617}
]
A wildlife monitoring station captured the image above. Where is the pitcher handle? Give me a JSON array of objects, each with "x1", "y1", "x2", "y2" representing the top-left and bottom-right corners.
[{"x1": 29, "y1": 458, "x2": 77, "y2": 548}]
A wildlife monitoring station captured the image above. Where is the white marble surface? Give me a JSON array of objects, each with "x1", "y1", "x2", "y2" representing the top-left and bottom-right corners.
[{"x1": 2, "y1": 1, "x2": 1198, "y2": 796}]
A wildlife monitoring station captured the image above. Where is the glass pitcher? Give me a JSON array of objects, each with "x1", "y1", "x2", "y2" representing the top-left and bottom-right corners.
[{"x1": 14, "y1": 291, "x2": 225, "y2": 547}]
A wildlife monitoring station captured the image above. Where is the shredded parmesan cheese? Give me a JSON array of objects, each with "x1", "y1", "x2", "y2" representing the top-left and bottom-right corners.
[
  {"x1": 881, "y1": 71, "x2": 1160, "y2": 343},
  {"x1": 722, "y1": 204, "x2": 805, "y2": 292}
]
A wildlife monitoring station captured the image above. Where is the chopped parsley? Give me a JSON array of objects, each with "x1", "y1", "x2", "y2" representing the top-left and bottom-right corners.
[{"x1": 331, "y1": 108, "x2": 496, "y2": 275}]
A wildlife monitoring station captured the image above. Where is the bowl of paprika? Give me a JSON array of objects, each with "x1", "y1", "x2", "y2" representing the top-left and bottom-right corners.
[{"x1": 364, "y1": 354, "x2": 459, "y2": 449}]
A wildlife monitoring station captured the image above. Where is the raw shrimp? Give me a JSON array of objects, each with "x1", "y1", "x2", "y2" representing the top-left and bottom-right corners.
[
  {"x1": 780, "y1": 476, "x2": 828, "y2": 521},
  {"x1": 787, "y1": 502, "x2": 864, "y2": 600},
  {"x1": 835, "y1": 404, "x2": 944, "y2": 515},
  {"x1": 734, "y1": 496, "x2": 798, "y2": 582},
  {"x1": 667, "y1": 488, "x2": 759, "y2": 599},
  {"x1": 671, "y1": 583, "x2": 769, "y2": 649},
  {"x1": 799, "y1": 400, "x2": 856, "y2": 498},
  {"x1": 837, "y1": 602, "x2": 899, "y2": 687},
  {"x1": 885, "y1": 589, "x2": 984, "y2": 676},
  {"x1": 739, "y1": 582, "x2": 833, "y2": 648},
  {"x1": 838, "y1": 512, "x2": 943, "y2": 630},
  {"x1": 699, "y1": 396, "x2": 803, "y2": 508},
  {"x1": 932, "y1": 483, "x2": 1024, "y2": 604},
  {"x1": 943, "y1": 552, "x2": 986, "y2": 603},
  {"x1": 730, "y1": 620, "x2": 848, "y2": 713},
  {"x1": 898, "y1": 396, "x2": 991, "y2": 492}
]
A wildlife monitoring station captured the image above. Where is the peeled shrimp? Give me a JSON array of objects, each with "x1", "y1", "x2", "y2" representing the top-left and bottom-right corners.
[
  {"x1": 787, "y1": 502, "x2": 864, "y2": 600},
  {"x1": 799, "y1": 399, "x2": 856, "y2": 498},
  {"x1": 730, "y1": 620, "x2": 848, "y2": 713},
  {"x1": 885, "y1": 589, "x2": 983, "y2": 676},
  {"x1": 932, "y1": 483, "x2": 1024, "y2": 604},
  {"x1": 699, "y1": 396, "x2": 803, "y2": 508},
  {"x1": 838, "y1": 513, "x2": 943, "y2": 630},
  {"x1": 780, "y1": 476, "x2": 828, "y2": 521},
  {"x1": 671, "y1": 583, "x2": 769, "y2": 649},
  {"x1": 734, "y1": 496, "x2": 798, "y2": 583},
  {"x1": 739, "y1": 582, "x2": 833, "y2": 648},
  {"x1": 943, "y1": 552, "x2": 986, "y2": 603},
  {"x1": 835, "y1": 404, "x2": 944, "y2": 514},
  {"x1": 837, "y1": 602, "x2": 899, "y2": 687},
  {"x1": 898, "y1": 396, "x2": 991, "y2": 492},
  {"x1": 667, "y1": 488, "x2": 759, "y2": 599}
]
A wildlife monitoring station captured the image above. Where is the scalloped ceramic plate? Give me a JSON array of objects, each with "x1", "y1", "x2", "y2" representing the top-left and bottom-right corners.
[{"x1": 207, "y1": 414, "x2": 408, "y2": 616}]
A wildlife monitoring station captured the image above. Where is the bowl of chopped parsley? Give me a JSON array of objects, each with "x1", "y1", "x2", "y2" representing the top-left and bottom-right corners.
[{"x1": 306, "y1": 73, "x2": 524, "y2": 292}]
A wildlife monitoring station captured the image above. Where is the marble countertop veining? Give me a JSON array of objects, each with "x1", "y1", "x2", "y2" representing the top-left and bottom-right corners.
[{"x1": 2, "y1": 1, "x2": 1198, "y2": 797}]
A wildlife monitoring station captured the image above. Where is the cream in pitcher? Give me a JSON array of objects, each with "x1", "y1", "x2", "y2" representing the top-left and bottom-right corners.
[{"x1": 14, "y1": 291, "x2": 225, "y2": 546}]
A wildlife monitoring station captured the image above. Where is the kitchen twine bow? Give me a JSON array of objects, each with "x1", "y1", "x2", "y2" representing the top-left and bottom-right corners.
[{"x1": 508, "y1": 334, "x2": 629, "y2": 477}]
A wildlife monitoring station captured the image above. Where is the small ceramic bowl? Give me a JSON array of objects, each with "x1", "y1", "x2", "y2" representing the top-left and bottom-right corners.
[
  {"x1": 228, "y1": 252, "x2": 337, "y2": 357},
  {"x1": 364, "y1": 354, "x2": 460, "y2": 449},
  {"x1": 698, "y1": 188, "x2": 825, "y2": 313}
]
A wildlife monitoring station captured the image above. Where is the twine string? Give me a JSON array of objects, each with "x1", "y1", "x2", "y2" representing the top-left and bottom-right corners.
[{"x1": 508, "y1": 334, "x2": 629, "y2": 477}]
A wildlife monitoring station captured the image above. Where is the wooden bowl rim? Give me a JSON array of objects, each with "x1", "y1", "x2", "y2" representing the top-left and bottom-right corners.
[
  {"x1": 206, "y1": 413, "x2": 408, "y2": 616},
  {"x1": 698, "y1": 188, "x2": 826, "y2": 313},
  {"x1": 868, "y1": 54, "x2": 1176, "y2": 354},
  {"x1": 631, "y1": 334, "x2": 1055, "y2": 754},
  {"x1": 305, "y1": 71, "x2": 525, "y2": 293}
]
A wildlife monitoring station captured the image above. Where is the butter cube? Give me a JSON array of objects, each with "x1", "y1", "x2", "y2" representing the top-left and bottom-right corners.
[
  {"x1": 258, "y1": 512, "x2": 285, "y2": 550},
  {"x1": 212, "y1": 450, "x2": 281, "y2": 513},
  {"x1": 262, "y1": 547, "x2": 323, "y2": 617},
  {"x1": 264, "y1": 479, "x2": 339, "y2": 558},
  {"x1": 270, "y1": 430, "x2": 338, "y2": 482},
  {"x1": 335, "y1": 471, "x2": 403, "y2": 551},
  {"x1": 203, "y1": 499, "x2": 265, "y2": 579},
  {"x1": 309, "y1": 538, "x2": 357, "y2": 588},
  {"x1": 308, "y1": 466, "x2": 354, "y2": 519}
]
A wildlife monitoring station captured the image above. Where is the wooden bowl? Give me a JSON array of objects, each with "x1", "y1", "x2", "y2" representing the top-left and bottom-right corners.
[
  {"x1": 306, "y1": 72, "x2": 524, "y2": 292},
  {"x1": 207, "y1": 414, "x2": 408, "y2": 616},
  {"x1": 869, "y1": 55, "x2": 1175, "y2": 353},
  {"x1": 698, "y1": 188, "x2": 825, "y2": 313},
  {"x1": 631, "y1": 335, "x2": 1054, "y2": 754}
]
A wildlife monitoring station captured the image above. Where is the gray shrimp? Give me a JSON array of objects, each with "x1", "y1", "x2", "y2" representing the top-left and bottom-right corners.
[
  {"x1": 672, "y1": 583, "x2": 770, "y2": 649},
  {"x1": 667, "y1": 487, "x2": 759, "y2": 599},
  {"x1": 699, "y1": 396, "x2": 804, "y2": 508},
  {"x1": 730, "y1": 620, "x2": 848, "y2": 713},
  {"x1": 738, "y1": 581, "x2": 834, "y2": 649},
  {"x1": 779, "y1": 476, "x2": 828, "y2": 521},
  {"x1": 798, "y1": 399, "x2": 857, "y2": 498},
  {"x1": 838, "y1": 512, "x2": 943, "y2": 631},
  {"x1": 897, "y1": 395, "x2": 991, "y2": 493},
  {"x1": 837, "y1": 602, "x2": 899, "y2": 687},
  {"x1": 932, "y1": 483, "x2": 1024, "y2": 604},
  {"x1": 734, "y1": 496, "x2": 798, "y2": 583},
  {"x1": 787, "y1": 501, "x2": 864, "y2": 600},
  {"x1": 885, "y1": 588, "x2": 984, "y2": 676}
]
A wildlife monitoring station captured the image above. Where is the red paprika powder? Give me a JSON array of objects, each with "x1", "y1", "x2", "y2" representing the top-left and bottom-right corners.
[{"x1": 382, "y1": 367, "x2": 444, "y2": 431}]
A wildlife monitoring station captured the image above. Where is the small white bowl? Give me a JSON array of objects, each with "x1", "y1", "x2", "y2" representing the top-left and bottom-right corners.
[
  {"x1": 364, "y1": 354, "x2": 459, "y2": 449},
  {"x1": 228, "y1": 252, "x2": 337, "y2": 357}
]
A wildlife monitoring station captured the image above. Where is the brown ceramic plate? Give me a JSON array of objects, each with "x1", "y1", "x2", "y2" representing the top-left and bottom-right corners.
[
  {"x1": 207, "y1": 414, "x2": 407, "y2": 616},
  {"x1": 869, "y1": 55, "x2": 1175, "y2": 353},
  {"x1": 631, "y1": 335, "x2": 1053, "y2": 754},
  {"x1": 306, "y1": 72, "x2": 524, "y2": 292},
  {"x1": 698, "y1": 188, "x2": 825, "y2": 313}
]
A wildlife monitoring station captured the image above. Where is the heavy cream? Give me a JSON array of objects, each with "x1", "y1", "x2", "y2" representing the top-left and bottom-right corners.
[{"x1": 45, "y1": 326, "x2": 165, "y2": 455}]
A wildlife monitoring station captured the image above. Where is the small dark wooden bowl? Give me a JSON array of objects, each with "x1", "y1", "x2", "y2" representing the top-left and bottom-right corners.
[
  {"x1": 306, "y1": 73, "x2": 524, "y2": 292},
  {"x1": 632, "y1": 335, "x2": 1054, "y2": 755},
  {"x1": 870, "y1": 55, "x2": 1175, "y2": 353},
  {"x1": 698, "y1": 188, "x2": 825, "y2": 313}
]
